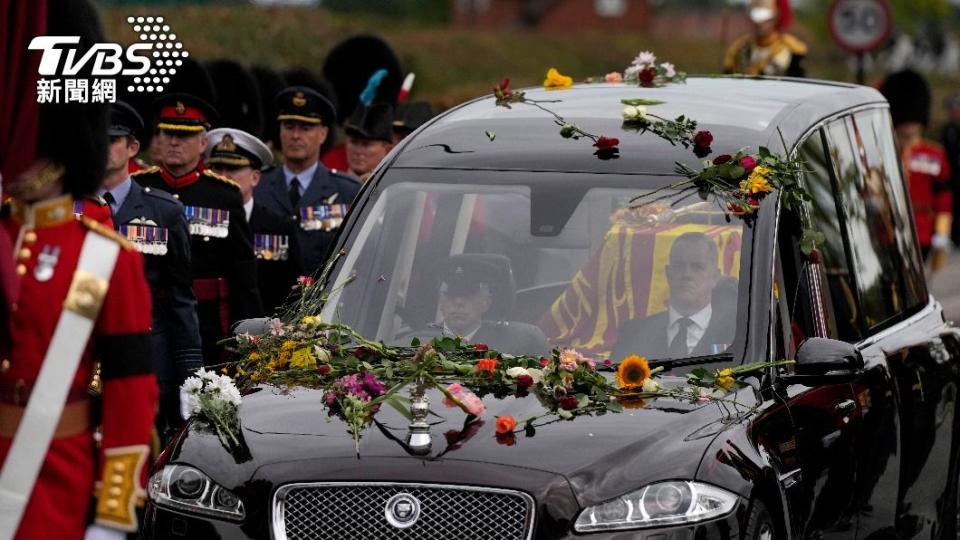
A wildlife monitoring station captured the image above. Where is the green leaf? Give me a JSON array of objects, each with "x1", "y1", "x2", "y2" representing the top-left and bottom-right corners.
[
  {"x1": 725, "y1": 165, "x2": 746, "y2": 180},
  {"x1": 485, "y1": 130, "x2": 496, "y2": 142},
  {"x1": 606, "y1": 400, "x2": 624, "y2": 413},
  {"x1": 577, "y1": 394, "x2": 591, "y2": 409},
  {"x1": 688, "y1": 368, "x2": 710, "y2": 381},
  {"x1": 758, "y1": 146, "x2": 771, "y2": 158},
  {"x1": 524, "y1": 422, "x2": 536, "y2": 437},
  {"x1": 361, "y1": 361, "x2": 374, "y2": 371},
  {"x1": 410, "y1": 337, "x2": 420, "y2": 347},
  {"x1": 557, "y1": 408, "x2": 573, "y2": 419},
  {"x1": 620, "y1": 98, "x2": 666, "y2": 106},
  {"x1": 385, "y1": 395, "x2": 414, "y2": 421}
]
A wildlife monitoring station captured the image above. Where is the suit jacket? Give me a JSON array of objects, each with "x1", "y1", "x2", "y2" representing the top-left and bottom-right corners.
[
  {"x1": 610, "y1": 306, "x2": 736, "y2": 362},
  {"x1": 113, "y1": 181, "x2": 202, "y2": 388},
  {"x1": 408, "y1": 320, "x2": 551, "y2": 357},
  {"x1": 250, "y1": 202, "x2": 303, "y2": 315},
  {"x1": 254, "y1": 163, "x2": 360, "y2": 275}
]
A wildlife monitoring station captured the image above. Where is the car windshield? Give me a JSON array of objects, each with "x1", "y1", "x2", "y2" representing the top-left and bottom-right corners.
[{"x1": 320, "y1": 170, "x2": 749, "y2": 362}]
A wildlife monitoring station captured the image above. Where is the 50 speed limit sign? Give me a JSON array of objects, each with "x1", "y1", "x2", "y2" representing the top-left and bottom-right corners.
[{"x1": 829, "y1": 0, "x2": 892, "y2": 53}]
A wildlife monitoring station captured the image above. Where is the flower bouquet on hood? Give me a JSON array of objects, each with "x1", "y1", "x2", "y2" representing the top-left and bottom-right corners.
[{"x1": 180, "y1": 368, "x2": 243, "y2": 447}]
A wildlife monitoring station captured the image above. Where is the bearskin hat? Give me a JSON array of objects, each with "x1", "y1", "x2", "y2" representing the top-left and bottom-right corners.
[
  {"x1": 322, "y1": 35, "x2": 404, "y2": 123},
  {"x1": 205, "y1": 59, "x2": 263, "y2": 136},
  {"x1": 250, "y1": 65, "x2": 287, "y2": 147},
  {"x1": 880, "y1": 69, "x2": 931, "y2": 127}
]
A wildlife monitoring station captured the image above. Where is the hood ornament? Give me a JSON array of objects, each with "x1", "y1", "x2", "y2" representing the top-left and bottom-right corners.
[{"x1": 405, "y1": 375, "x2": 432, "y2": 455}]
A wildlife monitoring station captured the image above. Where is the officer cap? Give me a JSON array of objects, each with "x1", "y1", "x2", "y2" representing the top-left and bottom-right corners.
[
  {"x1": 392, "y1": 101, "x2": 434, "y2": 134},
  {"x1": 205, "y1": 128, "x2": 273, "y2": 170},
  {"x1": 345, "y1": 103, "x2": 394, "y2": 143},
  {"x1": 276, "y1": 86, "x2": 336, "y2": 127},
  {"x1": 108, "y1": 101, "x2": 144, "y2": 138},
  {"x1": 880, "y1": 69, "x2": 931, "y2": 127},
  {"x1": 153, "y1": 93, "x2": 218, "y2": 133},
  {"x1": 438, "y1": 255, "x2": 501, "y2": 298}
]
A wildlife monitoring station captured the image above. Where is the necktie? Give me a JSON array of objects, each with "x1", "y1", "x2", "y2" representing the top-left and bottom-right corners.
[
  {"x1": 102, "y1": 192, "x2": 116, "y2": 215},
  {"x1": 289, "y1": 177, "x2": 301, "y2": 208},
  {"x1": 669, "y1": 317, "x2": 694, "y2": 357}
]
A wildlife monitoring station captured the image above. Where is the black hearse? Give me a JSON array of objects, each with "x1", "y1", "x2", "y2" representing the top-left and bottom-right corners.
[{"x1": 145, "y1": 78, "x2": 960, "y2": 539}]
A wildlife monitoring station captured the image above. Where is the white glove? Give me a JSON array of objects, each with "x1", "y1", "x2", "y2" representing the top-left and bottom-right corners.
[
  {"x1": 932, "y1": 233, "x2": 952, "y2": 250},
  {"x1": 84, "y1": 525, "x2": 126, "y2": 540}
]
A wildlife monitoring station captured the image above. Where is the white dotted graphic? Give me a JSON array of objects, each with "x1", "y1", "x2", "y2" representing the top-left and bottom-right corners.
[{"x1": 124, "y1": 15, "x2": 189, "y2": 95}]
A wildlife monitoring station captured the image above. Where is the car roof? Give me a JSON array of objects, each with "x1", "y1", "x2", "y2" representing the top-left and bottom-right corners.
[{"x1": 390, "y1": 76, "x2": 887, "y2": 175}]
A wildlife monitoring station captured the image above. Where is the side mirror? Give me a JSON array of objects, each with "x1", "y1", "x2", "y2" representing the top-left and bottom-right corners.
[
  {"x1": 232, "y1": 317, "x2": 271, "y2": 336},
  {"x1": 780, "y1": 337, "x2": 864, "y2": 386}
]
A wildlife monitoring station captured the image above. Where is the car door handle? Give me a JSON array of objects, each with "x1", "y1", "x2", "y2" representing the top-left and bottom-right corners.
[{"x1": 835, "y1": 399, "x2": 856, "y2": 413}]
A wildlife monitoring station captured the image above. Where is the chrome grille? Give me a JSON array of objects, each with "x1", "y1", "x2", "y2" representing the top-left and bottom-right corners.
[{"x1": 273, "y1": 482, "x2": 535, "y2": 540}]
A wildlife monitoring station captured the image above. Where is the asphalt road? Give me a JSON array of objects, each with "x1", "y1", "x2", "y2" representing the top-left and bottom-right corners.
[{"x1": 929, "y1": 252, "x2": 960, "y2": 324}]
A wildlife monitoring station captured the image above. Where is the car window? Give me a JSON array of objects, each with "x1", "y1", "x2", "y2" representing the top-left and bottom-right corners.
[
  {"x1": 322, "y1": 175, "x2": 746, "y2": 362},
  {"x1": 824, "y1": 114, "x2": 919, "y2": 332},
  {"x1": 797, "y1": 128, "x2": 861, "y2": 343}
]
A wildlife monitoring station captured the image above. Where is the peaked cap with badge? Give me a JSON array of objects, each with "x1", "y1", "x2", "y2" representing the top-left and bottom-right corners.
[
  {"x1": 276, "y1": 86, "x2": 337, "y2": 127},
  {"x1": 153, "y1": 92, "x2": 218, "y2": 133},
  {"x1": 206, "y1": 127, "x2": 274, "y2": 170}
]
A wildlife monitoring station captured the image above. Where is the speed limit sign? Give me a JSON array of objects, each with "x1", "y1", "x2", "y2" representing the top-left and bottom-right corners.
[{"x1": 829, "y1": 0, "x2": 892, "y2": 53}]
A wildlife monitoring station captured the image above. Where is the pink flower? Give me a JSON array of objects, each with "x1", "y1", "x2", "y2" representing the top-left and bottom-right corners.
[
  {"x1": 539, "y1": 357, "x2": 550, "y2": 367},
  {"x1": 474, "y1": 343, "x2": 489, "y2": 352},
  {"x1": 632, "y1": 50, "x2": 657, "y2": 67},
  {"x1": 270, "y1": 318, "x2": 285, "y2": 337},
  {"x1": 443, "y1": 383, "x2": 485, "y2": 416},
  {"x1": 604, "y1": 71, "x2": 623, "y2": 83},
  {"x1": 559, "y1": 349, "x2": 582, "y2": 371},
  {"x1": 603, "y1": 359, "x2": 612, "y2": 367},
  {"x1": 739, "y1": 156, "x2": 757, "y2": 174}
]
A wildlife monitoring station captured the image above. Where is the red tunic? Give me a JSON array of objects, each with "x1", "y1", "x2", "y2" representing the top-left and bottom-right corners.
[
  {"x1": 903, "y1": 139, "x2": 953, "y2": 249},
  {"x1": 0, "y1": 195, "x2": 158, "y2": 537},
  {"x1": 321, "y1": 143, "x2": 349, "y2": 173},
  {"x1": 72, "y1": 195, "x2": 114, "y2": 228}
]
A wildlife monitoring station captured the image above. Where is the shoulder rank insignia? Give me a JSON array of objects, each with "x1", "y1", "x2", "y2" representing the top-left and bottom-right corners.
[
  {"x1": 131, "y1": 165, "x2": 161, "y2": 177},
  {"x1": 183, "y1": 205, "x2": 230, "y2": 238},
  {"x1": 254, "y1": 233, "x2": 290, "y2": 261},
  {"x1": 119, "y1": 218, "x2": 169, "y2": 255},
  {"x1": 202, "y1": 169, "x2": 241, "y2": 189}
]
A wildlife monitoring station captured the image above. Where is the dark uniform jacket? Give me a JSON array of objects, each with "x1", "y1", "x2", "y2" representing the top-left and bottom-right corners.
[
  {"x1": 411, "y1": 321, "x2": 551, "y2": 357},
  {"x1": 250, "y1": 201, "x2": 303, "y2": 315},
  {"x1": 254, "y1": 164, "x2": 360, "y2": 275},
  {"x1": 133, "y1": 165, "x2": 263, "y2": 365},
  {"x1": 112, "y1": 180, "x2": 202, "y2": 388}
]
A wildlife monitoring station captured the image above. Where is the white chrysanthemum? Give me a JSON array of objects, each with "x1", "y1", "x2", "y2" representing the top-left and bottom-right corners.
[
  {"x1": 642, "y1": 378, "x2": 660, "y2": 393},
  {"x1": 506, "y1": 367, "x2": 529, "y2": 379},
  {"x1": 661, "y1": 62, "x2": 676, "y2": 78},
  {"x1": 622, "y1": 105, "x2": 647, "y2": 121},
  {"x1": 632, "y1": 51, "x2": 656, "y2": 67},
  {"x1": 526, "y1": 368, "x2": 544, "y2": 384},
  {"x1": 196, "y1": 367, "x2": 217, "y2": 384},
  {"x1": 181, "y1": 376, "x2": 203, "y2": 395}
]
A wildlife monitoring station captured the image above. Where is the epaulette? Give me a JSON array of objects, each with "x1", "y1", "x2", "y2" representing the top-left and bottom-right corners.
[
  {"x1": 131, "y1": 165, "x2": 161, "y2": 177},
  {"x1": 81, "y1": 216, "x2": 134, "y2": 251},
  {"x1": 330, "y1": 168, "x2": 361, "y2": 185},
  {"x1": 202, "y1": 169, "x2": 241, "y2": 190},
  {"x1": 781, "y1": 33, "x2": 808, "y2": 56},
  {"x1": 141, "y1": 186, "x2": 181, "y2": 206}
]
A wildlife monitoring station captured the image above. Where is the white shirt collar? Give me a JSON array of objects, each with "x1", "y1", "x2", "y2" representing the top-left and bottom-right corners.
[
  {"x1": 283, "y1": 162, "x2": 319, "y2": 193},
  {"x1": 243, "y1": 198, "x2": 254, "y2": 222},
  {"x1": 668, "y1": 303, "x2": 712, "y2": 330},
  {"x1": 442, "y1": 322, "x2": 482, "y2": 342}
]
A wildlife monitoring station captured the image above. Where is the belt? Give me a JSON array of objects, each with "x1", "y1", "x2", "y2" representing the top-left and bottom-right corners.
[
  {"x1": 0, "y1": 380, "x2": 90, "y2": 407},
  {"x1": 193, "y1": 277, "x2": 230, "y2": 334},
  {"x1": 0, "y1": 400, "x2": 92, "y2": 439}
]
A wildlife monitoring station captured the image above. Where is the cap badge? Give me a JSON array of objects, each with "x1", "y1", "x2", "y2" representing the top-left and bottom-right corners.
[
  {"x1": 175, "y1": 101, "x2": 186, "y2": 115},
  {"x1": 292, "y1": 92, "x2": 307, "y2": 107},
  {"x1": 218, "y1": 134, "x2": 237, "y2": 152}
]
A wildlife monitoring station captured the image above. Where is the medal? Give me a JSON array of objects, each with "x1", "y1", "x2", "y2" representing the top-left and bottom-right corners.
[{"x1": 34, "y1": 245, "x2": 60, "y2": 282}]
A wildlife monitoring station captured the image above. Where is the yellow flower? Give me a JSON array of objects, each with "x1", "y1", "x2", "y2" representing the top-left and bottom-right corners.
[
  {"x1": 544, "y1": 68, "x2": 573, "y2": 90},
  {"x1": 616, "y1": 355, "x2": 651, "y2": 390},
  {"x1": 740, "y1": 175, "x2": 772, "y2": 195},
  {"x1": 281, "y1": 340, "x2": 297, "y2": 352},
  {"x1": 247, "y1": 352, "x2": 261, "y2": 361},
  {"x1": 290, "y1": 348, "x2": 317, "y2": 370},
  {"x1": 302, "y1": 315, "x2": 319, "y2": 325},
  {"x1": 718, "y1": 368, "x2": 733, "y2": 377}
]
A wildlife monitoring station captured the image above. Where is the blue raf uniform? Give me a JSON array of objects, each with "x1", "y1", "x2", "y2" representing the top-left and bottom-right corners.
[
  {"x1": 254, "y1": 86, "x2": 360, "y2": 274},
  {"x1": 103, "y1": 101, "x2": 201, "y2": 438}
]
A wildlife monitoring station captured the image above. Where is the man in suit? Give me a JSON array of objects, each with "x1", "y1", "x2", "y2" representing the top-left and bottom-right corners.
[
  {"x1": 254, "y1": 87, "x2": 361, "y2": 276},
  {"x1": 410, "y1": 254, "x2": 549, "y2": 357},
  {"x1": 101, "y1": 101, "x2": 201, "y2": 440},
  {"x1": 611, "y1": 232, "x2": 736, "y2": 361},
  {"x1": 206, "y1": 127, "x2": 303, "y2": 315},
  {"x1": 133, "y1": 93, "x2": 263, "y2": 366}
]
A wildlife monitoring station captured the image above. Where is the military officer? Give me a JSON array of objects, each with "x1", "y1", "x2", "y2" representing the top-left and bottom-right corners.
[
  {"x1": 133, "y1": 93, "x2": 263, "y2": 366},
  {"x1": 723, "y1": 0, "x2": 807, "y2": 77},
  {"x1": 344, "y1": 102, "x2": 395, "y2": 183},
  {"x1": 255, "y1": 87, "x2": 360, "y2": 275},
  {"x1": 101, "y1": 101, "x2": 202, "y2": 439},
  {"x1": 0, "y1": 1, "x2": 158, "y2": 535},
  {"x1": 206, "y1": 127, "x2": 303, "y2": 315}
]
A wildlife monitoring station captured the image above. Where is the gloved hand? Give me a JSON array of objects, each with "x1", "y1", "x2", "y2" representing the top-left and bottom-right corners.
[
  {"x1": 931, "y1": 234, "x2": 952, "y2": 273},
  {"x1": 84, "y1": 524, "x2": 125, "y2": 540}
]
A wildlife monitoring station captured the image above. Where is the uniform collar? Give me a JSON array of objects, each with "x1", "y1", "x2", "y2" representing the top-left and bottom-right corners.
[
  {"x1": 283, "y1": 162, "x2": 319, "y2": 192},
  {"x1": 8, "y1": 194, "x2": 75, "y2": 229},
  {"x1": 160, "y1": 162, "x2": 205, "y2": 190}
]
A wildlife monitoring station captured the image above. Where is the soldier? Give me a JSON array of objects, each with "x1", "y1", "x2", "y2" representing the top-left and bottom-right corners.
[
  {"x1": 206, "y1": 127, "x2": 303, "y2": 315},
  {"x1": 255, "y1": 87, "x2": 360, "y2": 275},
  {"x1": 723, "y1": 0, "x2": 807, "y2": 77},
  {"x1": 0, "y1": 2, "x2": 157, "y2": 537},
  {"x1": 345, "y1": 102, "x2": 395, "y2": 183},
  {"x1": 101, "y1": 101, "x2": 202, "y2": 439},
  {"x1": 880, "y1": 69, "x2": 954, "y2": 269},
  {"x1": 393, "y1": 101, "x2": 434, "y2": 144},
  {"x1": 133, "y1": 93, "x2": 263, "y2": 365}
]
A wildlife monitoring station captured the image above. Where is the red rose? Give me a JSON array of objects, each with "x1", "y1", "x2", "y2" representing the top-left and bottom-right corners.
[
  {"x1": 602, "y1": 359, "x2": 612, "y2": 367},
  {"x1": 594, "y1": 136, "x2": 620, "y2": 150},
  {"x1": 638, "y1": 67, "x2": 656, "y2": 87},
  {"x1": 808, "y1": 249, "x2": 822, "y2": 264},
  {"x1": 739, "y1": 155, "x2": 757, "y2": 174},
  {"x1": 516, "y1": 374, "x2": 534, "y2": 390},
  {"x1": 693, "y1": 130, "x2": 713, "y2": 149},
  {"x1": 353, "y1": 347, "x2": 374, "y2": 360},
  {"x1": 473, "y1": 343, "x2": 489, "y2": 352},
  {"x1": 496, "y1": 77, "x2": 512, "y2": 95},
  {"x1": 559, "y1": 396, "x2": 579, "y2": 410},
  {"x1": 539, "y1": 357, "x2": 551, "y2": 367},
  {"x1": 316, "y1": 364, "x2": 331, "y2": 376},
  {"x1": 713, "y1": 154, "x2": 732, "y2": 165}
]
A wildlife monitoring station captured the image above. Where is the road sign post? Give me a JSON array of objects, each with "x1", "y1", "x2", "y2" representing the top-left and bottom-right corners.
[{"x1": 828, "y1": 0, "x2": 892, "y2": 84}]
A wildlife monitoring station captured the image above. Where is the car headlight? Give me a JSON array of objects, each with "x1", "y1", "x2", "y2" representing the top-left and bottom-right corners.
[
  {"x1": 573, "y1": 481, "x2": 737, "y2": 532},
  {"x1": 148, "y1": 464, "x2": 245, "y2": 521}
]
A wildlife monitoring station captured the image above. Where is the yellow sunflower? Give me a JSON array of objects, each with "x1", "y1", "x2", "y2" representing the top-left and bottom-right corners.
[{"x1": 616, "y1": 355, "x2": 651, "y2": 389}]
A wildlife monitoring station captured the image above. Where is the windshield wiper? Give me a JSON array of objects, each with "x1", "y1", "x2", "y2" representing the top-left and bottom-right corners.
[{"x1": 648, "y1": 352, "x2": 735, "y2": 372}]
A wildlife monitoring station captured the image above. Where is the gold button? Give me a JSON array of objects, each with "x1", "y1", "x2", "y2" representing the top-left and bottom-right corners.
[
  {"x1": 16, "y1": 264, "x2": 26, "y2": 276},
  {"x1": 23, "y1": 231, "x2": 37, "y2": 243},
  {"x1": 111, "y1": 474, "x2": 124, "y2": 484},
  {"x1": 108, "y1": 486, "x2": 122, "y2": 497},
  {"x1": 18, "y1": 248, "x2": 30, "y2": 260},
  {"x1": 105, "y1": 499, "x2": 119, "y2": 510},
  {"x1": 113, "y1": 462, "x2": 126, "y2": 472}
]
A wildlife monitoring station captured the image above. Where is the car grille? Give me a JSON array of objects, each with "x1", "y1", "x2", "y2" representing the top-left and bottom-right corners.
[{"x1": 273, "y1": 482, "x2": 535, "y2": 540}]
